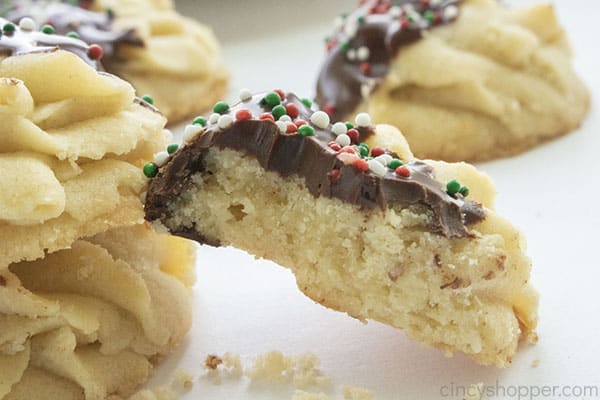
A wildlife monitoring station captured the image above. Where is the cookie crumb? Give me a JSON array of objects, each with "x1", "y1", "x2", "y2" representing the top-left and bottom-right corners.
[
  {"x1": 531, "y1": 359, "x2": 540, "y2": 368},
  {"x1": 247, "y1": 351, "x2": 330, "y2": 389},
  {"x1": 292, "y1": 390, "x2": 330, "y2": 400},
  {"x1": 172, "y1": 369, "x2": 193, "y2": 389},
  {"x1": 205, "y1": 354, "x2": 223, "y2": 370},
  {"x1": 342, "y1": 385, "x2": 373, "y2": 400}
]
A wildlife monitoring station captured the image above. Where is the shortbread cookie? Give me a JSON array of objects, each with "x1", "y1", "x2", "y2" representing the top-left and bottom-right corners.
[
  {"x1": 4, "y1": 0, "x2": 229, "y2": 123},
  {"x1": 144, "y1": 90, "x2": 538, "y2": 367},
  {"x1": 0, "y1": 225, "x2": 195, "y2": 400},
  {"x1": 0, "y1": 20, "x2": 168, "y2": 268},
  {"x1": 316, "y1": 0, "x2": 589, "y2": 161}
]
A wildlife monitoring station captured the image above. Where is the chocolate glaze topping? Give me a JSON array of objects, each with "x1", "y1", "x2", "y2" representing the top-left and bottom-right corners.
[
  {"x1": 3, "y1": 1, "x2": 142, "y2": 60},
  {"x1": 145, "y1": 92, "x2": 485, "y2": 240},
  {"x1": 316, "y1": 0, "x2": 460, "y2": 121}
]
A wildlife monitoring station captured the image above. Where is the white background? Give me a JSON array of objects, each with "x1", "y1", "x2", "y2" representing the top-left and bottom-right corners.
[{"x1": 151, "y1": 1, "x2": 600, "y2": 398}]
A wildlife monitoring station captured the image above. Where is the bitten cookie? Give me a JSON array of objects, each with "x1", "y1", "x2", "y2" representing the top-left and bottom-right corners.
[
  {"x1": 316, "y1": 0, "x2": 589, "y2": 161},
  {"x1": 144, "y1": 90, "x2": 539, "y2": 367},
  {"x1": 4, "y1": 0, "x2": 228, "y2": 123}
]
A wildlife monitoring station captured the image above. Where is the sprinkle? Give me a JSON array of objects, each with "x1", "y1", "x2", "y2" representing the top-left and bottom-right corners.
[
  {"x1": 346, "y1": 128, "x2": 360, "y2": 143},
  {"x1": 328, "y1": 141, "x2": 342, "y2": 151},
  {"x1": 446, "y1": 179, "x2": 461, "y2": 196},
  {"x1": 347, "y1": 49, "x2": 357, "y2": 61},
  {"x1": 374, "y1": 154, "x2": 393, "y2": 166},
  {"x1": 310, "y1": 111, "x2": 330, "y2": 129},
  {"x1": 301, "y1": 98, "x2": 312, "y2": 108},
  {"x1": 360, "y1": 62, "x2": 371, "y2": 75},
  {"x1": 354, "y1": 158, "x2": 369, "y2": 172},
  {"x1": 368, "y1": 159, "x2": 387, "y2": 177},
  {"x1": 41, "y1": 24, "x2": 55, "y2": 34},
  {"x1": 424, "y1": 9, "x2": 435, "y2": 23},
  {"x1": 298, "y1": 125, "x2": 316, "y2": 137},
  {"x1": 332, "y1": 122, "x2": 348, "y2": 136},
  {"x1": 167, "y1": 144, "x2": 179, "y2": 154},
  {"x1": 274, "y1": 89, "x2": 286, "y2": 101},
  {"x1": 345, "y1": 122, "x2": 354, "y2": 129},
  {"x1": 279, "y1": 115, "x2": 292, "y2": 122},
  {"x1": 2, "y1": 23, "x2": 16, "y2": 33},
  {"x1": 143, "y1": 162, "x2": 158, "y2": 178},
  {"x1": 340, "y1": 41, "x2": 350, "y2": 52},
  {"x1": 337, "y1": 152, "x2": 358, "y2": 165},
  {"x1": 87, "y1": 44, "x2": 103, "y2": 60},
  {"x1": 235, "y1": 108, "x2": 252, "y2": 121},
  {"x1": 388, "y1": 159, "x2": 403, "y2": 169},
  {"x1": 459, "y1": 186, "x2": 470, "y2": 197},
  {"x1": 192, "y1": 116, "x2": 207, "y2": 126},
  {"x1": 239, "y1": 88, "x2": 253, "y2": 101},
  {"x1": 285, "y1": 103, "x2": 299, "y2": 119},
  {"x1": 370, "y1": 147, "x2": 385, "y2": 157},
  {"x1": 154, "y1": 151, "x2": 169, "y2": 167},
  {"x1": 324, "y1": 104, "x2": 336, "y2": 117},
  {"x1": 272, "y1": 105, "x2": 287, "y2": 120},
  {"x1": 355, "y1": 112, "x2": 372, "y2": 127},
  {"x1": 340, "y1": 145, "x2": 356, "y2": 154},
  {"x1": 183, "y1": 124, "x2": 204, "y2": 142},
  {"x1": 395, "y1": 166, "x2": 411, "y2": 177},
  {"x1": 443, "y1": 5, "x2": 459, "y2": 21},
  {"x1": 344, "y1": 22, "x2": 358, "y2": 37},
  {"x1": 357, "y1": 15, "x2": 366, "y2": 24},
  {"x1": 217, "y1": 115, "x2": 234, "y2": 129},
  {"x1": 336, "y1": 134, "x2": 351, "y2": 147},
  {"x1": 18, "y1": 18, "x2": 36, "y2": 31},
  {"x1": 294, "y1": 119, "x2": 307, "y2": 127},
  {"x1": 67, "y1": 31, "x2": 80, "y2": 39},
  {"x1": 358, "y1": 143, "x2": 370, "y2": 157},
  {"x1": 276, "y1": 121, "x2": 287, "y2": 133},
  {"x1": 357, "y1": 46, "x2": 370, "y2": 61},
  {"x1": 209, "y1": 113, "x2": 220, "y2": 124},
  {"x1": 390, "y1": 6, "x2": 402, "y2": 18},
  {"x1": 213, "y1": 101, "x2": 229, "y2": 114},
  {"x1": 259, "y1": 113, "x2": 275, "y2": 121},
  {"x1": 141, "y1": 95, "x2": 154, "y2": 105},
  {"x1": 263, "y1": 92, "x2": 281, "y2": 107},
  {"x1": 286, "y1": 123, "x2": 298, "y2": 133}
]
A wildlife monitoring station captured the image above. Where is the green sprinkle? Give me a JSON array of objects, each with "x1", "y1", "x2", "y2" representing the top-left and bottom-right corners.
[
  {"x1": 358, "y1": 143, "x2": 369, "y2": 157},
  {"x1": 192, "y1": 116, "x2": 207, "y2": 126},
  {"x1": 341, "y1": 12, "x2": 349, "y2": 19},
  {"x1": 408, "y1": 13, "x2": 417, "y2": 22},
  {"x1": 298, "y1": 125, "x2": 315, "y2": 137},
  {"x1": 272, "y1": 105, "x2": 287, "y2": 120},
  {"x1": 41, "y1": 24, "x2": 55, "y2": 34},
  {"x1": 446, "y1": 179, "x2": 461, "y2": 196},
  {"x1": 66, "y1": 31, "x2": 80, "y2": 39},
  {"x1": 424, "y1": 10, "x2": 435, "y2": 23},
  {"x1": 3, "y1": 23, "x2": 15, "y2": 33},
  {"x1": 345, "y1": 121, "x2": 354, "y2": 129},
  {"x1": 324, "y1": 36, "x2": 330, "y2": 43},
  {"x1": 263, "y1": 92, "x2": 281, "y2": 107},
  {"x1": 340, "y1": 41, "x2": 351, "y2": 52},
  {"x1": 364, "y1": 157, "x2": 373, "y2": 161},
  {"x1": 357, "y1": 16, "x2": 366, "y2": 24},
  {"x1": 213, "y1": 101, "x2": 229, "y2": 114},
  {"x1": 301, "y1": 98, "x2": 312, "y2": 108},
  {"x1": 459, "y1": 186, "x2": 470, "y2": 197},
  {"x1": 143, "y1": 162, "x2": 158, "y2": 178},
  {"x1": 141, "y1": 95, "x2": 154, "y2": 105},
  {"x1": 167, "y1": 144, "x2": 179, "y2": 155},
  {"x1": 388, "y1": 159, "x2": 404, "y2": 169}
]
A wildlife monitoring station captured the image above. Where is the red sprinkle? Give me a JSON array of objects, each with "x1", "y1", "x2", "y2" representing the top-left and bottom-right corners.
[
  {"x1": 235, "y1": 108, "x2": 252, "y2": 121},
  {"x1": 274, "y1": 89, "x2": 285, "y2": 101},
  {"x1": 434, "y1": 11, "x2": 443, "y2": 24},
  {"x1": 347, "y1": 128, "x2": 360, "y2": 143},
  {"x1": 286, "y1": 123, "x2": 297, "y2": 133},
  {"x1": 353, "y1": 158, "x2": 369, "y2": 172},
  {"x1": 400, "y1": 18, "x2": 410, "y2": 29},
  {"x1": 294, "y1": 119, "x2": 307, "y2": 127},
  {"x1": 340, "y1": 146, "x2": 356, "y2": 154},
  {"x1": 395, "y1": 166, "x2": 411, "y2": 177},
  {"x1": 324, "y1": 104, "x2": 336, "y2": 117},
  {"x1": 285, "y1": 103, "x2": 299, "y2": 119},
  {"x1": 259, "y1": 113, "x2": 275, "y2": 121},
  {"x1": 328, "y1": 168, "x2": 341, "y2": 183},
  {"x1": 326, "y1": 39, "x2": 337, "y2": 51},
  {"x1": 87, "y1": 44, "x2": 103, "y2": 60},
  {"x1": 370, "y1": 147, "x2": 385, "y2": 157},
  {"x1": 328, "y1": 141, "x2": 342, "y2": 151},
  {"x1": 359, "y1": 62, "x2": 371, "y2": 75}
]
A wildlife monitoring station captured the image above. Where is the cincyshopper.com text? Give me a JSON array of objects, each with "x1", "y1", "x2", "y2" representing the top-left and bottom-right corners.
[{"x1": 440, "y1": 381, "x2": 600, "y2": 399}]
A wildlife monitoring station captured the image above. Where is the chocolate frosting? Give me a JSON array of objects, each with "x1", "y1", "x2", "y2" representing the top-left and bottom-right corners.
[
  {"x1": 145, "y1": 92, "x2": 485, "y2": 239},
  {"x1": 316, "y1": 0, "x2": 460, "y2": 121},
  {"x1": 3, "y1": 0, "x2": 142, "y2": 61}
]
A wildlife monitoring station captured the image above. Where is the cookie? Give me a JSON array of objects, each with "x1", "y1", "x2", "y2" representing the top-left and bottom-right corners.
[
  {"x1": 316, "y1": 0, "x2": 589, "y2": 161},
  {"x1": 0, "y1": 225, "x2": 195, "y2": 400},
  {"x1": 144, "y1": 90, "x2": 538, "y2": 367},
  {"x1": 0, "y1": 19, "x2": 168, "y2": 268},
  {"x1": 4, "y1": 0, "x2": 229, "y2": 123}
]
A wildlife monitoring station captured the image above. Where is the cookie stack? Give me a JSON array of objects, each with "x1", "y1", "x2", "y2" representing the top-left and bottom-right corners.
[{"x1": 0, "y1": 19, "x2": 195, "y2": 400}]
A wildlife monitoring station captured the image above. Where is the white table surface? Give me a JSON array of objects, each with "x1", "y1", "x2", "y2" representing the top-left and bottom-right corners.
[{"x1": 151, "y1": 1, "x2": 600, "y2": 398}]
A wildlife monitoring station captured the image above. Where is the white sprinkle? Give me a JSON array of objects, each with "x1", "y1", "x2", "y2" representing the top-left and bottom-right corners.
[
  {"x1": 336, "y1": 134, "x2": 351, "y2": 147},
  {"x1": 183, "y1": 124, "x2": 204, "y2": 142},
  {"x1": 355, "y1": 112, "x2": 372, "y2": 127},
  {"x1": 209, "y1": 113, "x2": 220, "y2": 124},
  {"x1": 344, "y1": 22, "x2": 358, "y2": 38},
  {"x1": 334, "y1": 16, "x2": 344, "y2": 29},
  {"x1": 403, "y1": 3, "x2": 415, "y2": 13},
  {"x1": 218, "y1": 115, "x2": 234, "y2": 129},
  {"x1": 310, "y1": 111, "x2": 330, "y2": 129},
  {"x1": 332, "y1": 122, "x2": 348, "y2": 136},
  {"x1": 375, "y1": 154, "x2": 393, "y2": 166},
  {"x1": 368, "y1": 159, "x2": 387, "y2": 177},
  {"x1": 19, "y1": 17, "x2": 36, "y2": 31},
  {"x1": 239, "y1": 88, "x2": 253, "y2": 101},
  {"x1": 390, "y1": 6, "x2": 402, "y2": 18},
  {"x1": 279, "y1": 115, "x2": 292, "y2": 122},
  {"x1": 431, "y1": 0, "x2": 443, "y2": 6},
  {"x1": 276, "y1": 121, "x2": 287, "y2": 133},
  {"x1": 443, "y1": 5, "x2": 459, "y2": 21},
  {"x1": 357, "y1": 46, "x2": 370, "y2": 61},
  {"x1": 154, "y1": 151, "x2": 170, "y2": 167},
  {"x1": 337, "y1": 152, "x2": 358, "y2": 165},
  {"x1": 409, "y1": 12, "x2": 422, "y2": 23},
  {"x1": 361, "y1": 83, "x2": 372, "y2": 98},
  {"x1": 346, "y1": 48, "x2": 357, "y2": 61}
]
